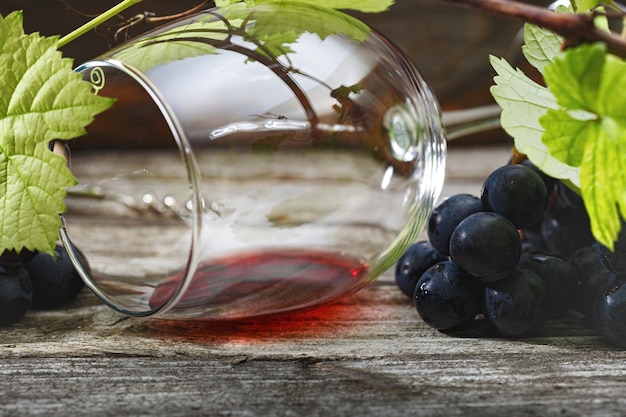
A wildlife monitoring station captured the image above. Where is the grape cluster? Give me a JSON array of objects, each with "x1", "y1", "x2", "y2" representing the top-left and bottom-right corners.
[
  {"x1": 395, "y1": 161, "x2": 626, "y2": 347},
  {"x1": 0, "y1": 243, "x2": 86, "y2": 326}
]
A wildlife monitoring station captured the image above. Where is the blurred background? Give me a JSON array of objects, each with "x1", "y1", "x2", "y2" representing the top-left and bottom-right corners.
[{"x1": 0, "y1": 0, "x2": 547, "y2": 142}]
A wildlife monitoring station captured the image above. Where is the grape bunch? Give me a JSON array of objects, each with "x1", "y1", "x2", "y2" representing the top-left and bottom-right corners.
[
  {"x1": 395, "y1": 161, "x2": 626, "y2": 347},
  {"x1": 0, "y1": 243, "x2": 87, "y2": 326}
]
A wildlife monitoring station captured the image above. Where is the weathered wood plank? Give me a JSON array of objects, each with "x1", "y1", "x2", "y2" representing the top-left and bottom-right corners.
[
  {"x1": 1, "y1": 278, "x2": 623, "y2": 417},
  {"x1": 2, "y1": 349, "x2": 626, "y2": 417}
]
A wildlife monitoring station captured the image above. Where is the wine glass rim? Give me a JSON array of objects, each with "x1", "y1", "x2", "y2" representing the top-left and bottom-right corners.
[{"x1": 66, "y1": 59, "x2": 203, "y2": 317}]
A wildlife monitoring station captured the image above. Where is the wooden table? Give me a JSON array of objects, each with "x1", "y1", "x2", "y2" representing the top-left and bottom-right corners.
[{"x1": 2, "y1": 143, "x2": 625, "y2": 417}]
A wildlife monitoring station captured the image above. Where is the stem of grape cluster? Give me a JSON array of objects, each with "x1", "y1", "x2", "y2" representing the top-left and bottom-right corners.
[{"x1": 58, "y1": 0, "x2": 144, "y2": 48}]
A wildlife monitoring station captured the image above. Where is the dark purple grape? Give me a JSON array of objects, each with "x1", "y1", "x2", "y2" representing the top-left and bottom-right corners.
[
  {"x1": 520, "y1": 227, "x2": 550, "y2": 255},
  {"x1": 520, "y1": 159, "x2": 557, "y2": 196},
  {"x1": 484, "y1": 267, "x2": 546, "y2": 338},
  {"x1": 591, "y1": 278, "x2": 626, "y2": 348},
  {"x1": 0, "y1": 249, "x2": 37, "y2": 267},
  {"x1": 394, "y1": 241, "x2": 448, "y2": 298},
  {"x1": 557, "y1": 180, "x2": 585, "y2": 209},
  {"x1": 569, "y1": 245, "x2": 619, "y2": 317},
  {"x1": 518, "y1": 251, "x2": 577, "y2": 317},
  {"x1": 481, "y1": 164, "x2": 547, "y2": 229},
  {"x1": 24, "y1": 243, "x2": 86, "y2": 310},
  {"x1": 541, "y1": 183, "x2": 594, "y2": 259},
  {"x1": 449, "y1": 211, "x2": 522, "y2": 282},
  {"x1": 414, "y1": 260, "x2": 483, "y2": 331},
  {"x1": 595, "y1": 221, "x2": 626, "y2": 273},
  {"x1": 0, "y1": 265, "x2": 33, "y2": 326},
  {"x1": 427, "y1": 193, "x2": 483, "y2": 255},
  {"x1": 569, "y1": 244, "x2": 603, "y2": 277}
]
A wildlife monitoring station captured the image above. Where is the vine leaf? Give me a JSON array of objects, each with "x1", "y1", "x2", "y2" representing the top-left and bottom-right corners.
[
  {"x1": 0, "y1": 11, "x2": 114, "y2": 254},
  {"x1": 229, "y1": 1, "x2": 371, "y2": 44},
  {"x1": 215, "y1": 0, "x2": 395, "y2": 13},
  {"x1": 113, "y1": 20, "x2": 227, "y2": 71},
  {"x1": 112, "y1": 2, "x2": 372, "y2": 72},
  {"x1": 521, "y1": 23, "x2": 562, "y2": 74},
  {"x1": 541, "y1": 42, "x2": 626, "y2": 250},
  {"x1": 489, "y1": 55, "x2": 580, "y2": 186}
]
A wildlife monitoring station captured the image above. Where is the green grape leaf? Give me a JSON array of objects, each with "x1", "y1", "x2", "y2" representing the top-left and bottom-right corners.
[
  {"x1": 521, "y1": 23, "x2": 563, "y2": 74},
  {"x1": 261, "y1": 0, "x2": 394, "y2": 12},
  {"x1": 593, "y1": 9, "x2": 610, "y2": 31},
  {"x1": 251, "y1": 31, "x2": 298, "y2": 60},
  {"x1": 216, "y1": 0, "x2": 395, "y2": 12},
  {"x1": 489, "y1": 55, "x2": 580, "y2": 185},
  {"x1": 0, "y1": 11, "x2": 114, "y2": 254},
  {"x1": 215, "y1": 0, "x2": 256, "y2": 6},
  {"x1": 574, "y1": 0, "x2": 602, "y2": 12},
  {"x1": 241, "y1": 2, "x2": 371, "y2": 43},
  {"x1": 541, "y1": 42, "x2": 626, "y2": 250},
  {"x1": 331, "y1": 84, "x2": 364, "y2": 121},
  {"x1": 113, "y1": 1, "x2": 372, "y2": 72},
  {"x1": 113, "y1": 20, "x2": 228, "y2": 72}
]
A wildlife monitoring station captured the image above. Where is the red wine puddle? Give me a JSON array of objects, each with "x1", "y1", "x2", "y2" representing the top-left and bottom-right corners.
[{"x1": 148, "y1": 248, "x2": 369, "y2": 328}]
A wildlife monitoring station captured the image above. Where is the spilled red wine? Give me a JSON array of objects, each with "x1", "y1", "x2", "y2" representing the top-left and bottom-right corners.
[{"x1": 149, "y1": 248, "x2": 369, "y2": 320}]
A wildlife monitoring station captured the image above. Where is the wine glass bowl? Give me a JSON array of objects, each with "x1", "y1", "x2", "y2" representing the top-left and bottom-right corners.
[{"x1": 61, "y1": 2, "x2": 446, "y2": 320}]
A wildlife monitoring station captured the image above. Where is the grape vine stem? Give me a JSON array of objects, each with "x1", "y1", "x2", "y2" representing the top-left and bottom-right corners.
[
  {"x1": 442, "y1": 0, "x2": 626, "y2": 57},
  {"x1": 58, "y1": 0, "x2": 143, "y2": 48}
]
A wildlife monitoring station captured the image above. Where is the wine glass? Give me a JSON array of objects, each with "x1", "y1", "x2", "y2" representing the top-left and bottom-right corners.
[{"x1": 61, "y1": 2, "x2": 446, "y2": 320}]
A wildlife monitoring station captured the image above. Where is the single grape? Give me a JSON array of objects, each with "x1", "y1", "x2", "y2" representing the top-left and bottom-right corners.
[
  {"x1": 557, "y1": 180, "x2": 586, "y2": 209},
  {"x1": 541, "y1": 183, "x2": 594, "y2": 259},
  {"x1": 449, "y1": 211, "x2": 522, "y2": 282},
  {"x1": 595, "y1": 221, "x2": 626, "y2": 273},
  {"x1": 394, "y1": 241, "x2": 448, "y2": 298},
  {"x1": 414, "y1": 260, "x2": 483, "y2": 331},
  {"x1": 24, "y1": 243, "x2": 86, "y2": 310},
  {"x1": 569, "y1": 245, "x2": 619, "y2": 318},
  {"x1": 590, "y1": 278, "x2": 626, "y2": 348},
  {"x1": 569, "y1": 244, "x2": 603, "y2": 277},
  {"x1": 484, "y1": 267, "x2": 546, "y2": 338},
  {"x1": 520, "y1": 159, "x2": 557, "y2": 196},
  {"x1": 0, "y1": 265, "x2": 33, "y2": 326},
  {"x1": 427, "y1": 193, "x2": 483, "y2": 255},
  {"x1": 518, "y1": 251, "x2": 577, "y2": 317},
  {"x1": 481, "y1": 164, "x2": 547, "y2": 229}
]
